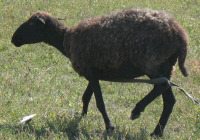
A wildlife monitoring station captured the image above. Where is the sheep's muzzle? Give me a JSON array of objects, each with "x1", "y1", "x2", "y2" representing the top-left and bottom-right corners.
[{"x1": 11, "y1": 35, "x2": 23, "y2": 47}]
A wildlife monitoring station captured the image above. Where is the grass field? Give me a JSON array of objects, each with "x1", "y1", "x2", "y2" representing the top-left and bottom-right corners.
[{"x1": 0, "y1": 0, "x2": 200, "y2": 139}]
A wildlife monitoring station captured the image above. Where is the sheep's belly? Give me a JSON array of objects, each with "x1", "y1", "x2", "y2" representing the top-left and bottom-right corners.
[{"x1": 97, "y1": 63, "x2": 145, "y2": 81}]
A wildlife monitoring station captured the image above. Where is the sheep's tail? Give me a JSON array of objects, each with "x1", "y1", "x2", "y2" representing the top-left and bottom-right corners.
[{"x1": 178, "y1": 36, "x2": 189, "y2": 77}]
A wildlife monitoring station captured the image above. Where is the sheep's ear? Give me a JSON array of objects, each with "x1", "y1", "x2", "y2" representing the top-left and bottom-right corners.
[
  {"x1": 56, "y1": 18, "x2": 65, "y2": 20},
  {"x1": 56, "y1": 17, "x2": 67, "y2": 21}
]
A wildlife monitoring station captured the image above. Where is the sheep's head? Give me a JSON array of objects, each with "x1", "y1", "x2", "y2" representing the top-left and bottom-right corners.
[{"x1": 12, "y1": 12, "x2": 48, "y2": 47}]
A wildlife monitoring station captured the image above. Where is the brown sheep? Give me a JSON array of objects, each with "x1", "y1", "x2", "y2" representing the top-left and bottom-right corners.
[{"x1": 11, "y1": 8, "x2": 189, "y2": 137}]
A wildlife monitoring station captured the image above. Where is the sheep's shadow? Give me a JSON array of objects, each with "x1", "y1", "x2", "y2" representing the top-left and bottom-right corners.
[
  {"x1": 0, "y1": 115, "x2": 84, "y2": 139},
  {"x1": 102, "y1": 126, "x2": 148, "y2": 140},
  {"x1": 0, "y1": 115, "x2": 149, "y2": 139}
]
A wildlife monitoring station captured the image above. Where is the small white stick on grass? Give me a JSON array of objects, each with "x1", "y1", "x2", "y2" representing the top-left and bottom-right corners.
[{"x1": 19, "y1": 114, "x2": 36, "y2": 124}]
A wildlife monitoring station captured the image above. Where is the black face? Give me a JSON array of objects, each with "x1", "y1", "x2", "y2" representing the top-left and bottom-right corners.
[{"x1": 11, "y1": 15, "x2": 46, "y2": 47}]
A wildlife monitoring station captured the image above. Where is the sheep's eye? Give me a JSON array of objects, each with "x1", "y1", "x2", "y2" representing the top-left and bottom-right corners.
[
  {"x1": 29, "y1": 22, "x2": 34, "y2": 26},
  {"x1": 28, "y1": 21, "x2": 34, "y2": 26}
]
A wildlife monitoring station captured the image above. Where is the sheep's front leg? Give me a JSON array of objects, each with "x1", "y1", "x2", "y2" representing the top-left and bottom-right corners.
[
  {"x1": 151, "y1": 87, "x2": 176, "y2": 137},
  {"x1": 82, "y1": 82, "x2": 93, "y2": 116},
  {"x1": 90, "y1": 79, "x2": 114, "y2": 130}
]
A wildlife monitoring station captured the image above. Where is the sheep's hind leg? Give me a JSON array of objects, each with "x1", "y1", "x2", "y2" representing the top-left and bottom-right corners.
[
  {"x1": 130, "y1": 83, "x2": 169, "y2": 120},
  {"x1": 151, "y1": 87, "x2": 176, "y2": 137},
  {"x1": 81, "y1": 82, "x2": 93, "y2": 117},
  {"x1": 90, "y1": 79, "x2": 114, "y2": 130}
]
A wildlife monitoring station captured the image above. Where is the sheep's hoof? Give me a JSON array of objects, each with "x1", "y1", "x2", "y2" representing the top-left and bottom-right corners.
[
  {"x1": 81, "y1": 112, "x2": 87, "y2": 119},
  {"x1": 150, "y1": 125, "x2": 164, "y2": 137},
  {"x1": 150, "y1": 131, "x2": 163, "y2": 137},
  {"x1": 130, "y1": 111, "x2": 141, "y2": 120},
  {"x1": 106, "y1": 123, "x2": 115, "y2": 131}
]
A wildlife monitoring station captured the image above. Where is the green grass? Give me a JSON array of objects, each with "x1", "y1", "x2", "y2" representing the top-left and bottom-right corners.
[{"x1": 0, "y1": 0, "x2": 200, "y2": 139}]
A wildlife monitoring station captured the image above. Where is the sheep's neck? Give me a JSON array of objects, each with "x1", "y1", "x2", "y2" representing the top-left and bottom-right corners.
[{"x1": 44, "y1": 26, "x2": 68, "y2": 57}]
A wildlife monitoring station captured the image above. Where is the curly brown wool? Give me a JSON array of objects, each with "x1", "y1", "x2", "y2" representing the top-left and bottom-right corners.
[{"x1": 65, "y1": 9, "x2": 188, "y2": 79}]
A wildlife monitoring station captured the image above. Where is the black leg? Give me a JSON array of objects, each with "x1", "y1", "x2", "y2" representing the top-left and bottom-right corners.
[
  {"x1": 151, "y1": 87, "x2": 176, "y2": 137},
  {"x1": 130, "y1": 84, "x2": 166, "y2": 120},
  {"x1": 90, "y1": 79, "x2": 114, "y2": 130},
  {"x1": 81, "y1": 82, "x2": 93, "y2": 116}
]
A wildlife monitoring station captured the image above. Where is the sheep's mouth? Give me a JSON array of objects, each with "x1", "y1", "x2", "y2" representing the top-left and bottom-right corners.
[{"x1": 11, "y1": 37, "x2": 23, "y2": 47}]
